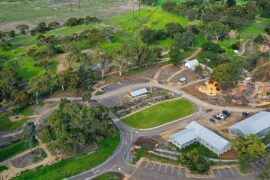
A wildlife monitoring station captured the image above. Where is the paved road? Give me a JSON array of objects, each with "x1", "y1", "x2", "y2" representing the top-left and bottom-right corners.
[{"x1": 69, "y1": 79, "x2": 263, "y2": 180}]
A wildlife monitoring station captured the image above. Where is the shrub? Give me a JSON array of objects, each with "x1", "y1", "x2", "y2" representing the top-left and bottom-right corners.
[{"x1": 202, "y1": 41, "x2": 225, "y2": 53}]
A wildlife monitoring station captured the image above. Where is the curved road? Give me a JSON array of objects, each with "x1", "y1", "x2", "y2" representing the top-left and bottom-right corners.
[{"x1": 68, "y1": 79, "x2": 262, "y2": 180}]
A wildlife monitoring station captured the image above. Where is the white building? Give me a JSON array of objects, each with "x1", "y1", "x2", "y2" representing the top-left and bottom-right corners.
[
  {"x1": 229, "y1": 111, "x2": 270, "y2": 137},
  {"x1": 184, "y1": 59, "x2": 199, "y2": 71},
  {"x1": 170, "y1": 121, "x2": 231, "y2": 156},
  {"x1": 129, "y1": 88, "x2": 148, "y2": 98}
]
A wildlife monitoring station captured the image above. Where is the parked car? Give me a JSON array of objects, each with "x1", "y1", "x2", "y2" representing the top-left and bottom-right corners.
[
  {"x1": 242, "y1": 112, "x2": 249, "y2": 117},
  {"x1": 222, "y1": 110, "x2": 231, "y2": 117},
  {"x1": 209, "y1": 118, "x2": 216, "y2": 123},
  {"x1": 214, "y1": 114, "x2": 225, "y2": 120}
]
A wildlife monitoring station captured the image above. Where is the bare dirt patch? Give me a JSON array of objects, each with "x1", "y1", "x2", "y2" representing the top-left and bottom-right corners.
[
  {"x1": 8, "y1": 115, "x2": 24, "y2": 122},
  {"x1": 171, "y1": 69, "x2": 199, "y2": 83},
  {"x1": 220, "y1": 150, "x2": 238, "y2": 160},
  {"x1": 56, "y1": 53, "x2": 69, "y2": 74},
  {"x1": 158, "y1": 65, "x2": 181, "y2": 82}
]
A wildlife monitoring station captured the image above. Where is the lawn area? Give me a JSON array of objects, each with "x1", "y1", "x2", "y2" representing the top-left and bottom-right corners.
[
  {"x1": 179, "y1": 142, "x2": 218, "y2": 159},
  {"x1": 108, "y1": 7, "x2": 188, "y2": 33},
  {"x1": 0, "y1": 114, "x2": 28, "y2": 131},
  {"x1": 14, "y1": 134, "x2": 120, "y2": 180},
  {"x1": 123, "y1": 98, "x2": 195, "y2": 129},
  {"x1": 0, "y1": 141, "x2": 31, "y2": 162},
  {"x1": 0, "y1": 107, "x2": 34, "y2": 131},
  {"x1": 93, "y1": 172, "x2": 123, "y2": 180}
]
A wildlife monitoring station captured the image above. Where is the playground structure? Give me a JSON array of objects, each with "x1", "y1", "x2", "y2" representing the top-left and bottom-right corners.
[{"x1": 198, "y1": 80, "x2": 222, "y2": 96}]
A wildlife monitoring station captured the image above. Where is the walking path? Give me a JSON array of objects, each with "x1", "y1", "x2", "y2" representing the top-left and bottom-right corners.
[{"x1": 239, "y1": 38, "x2": 253, "y2": 56}]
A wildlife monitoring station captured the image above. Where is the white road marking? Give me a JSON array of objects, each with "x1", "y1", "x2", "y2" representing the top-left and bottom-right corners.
[
  {"x1": 178, "y1": 168, "x2": 182, "y2": 176},
  {"x1": 164, "y1": 165, "x2": 167, "y2": 173},
  {"x1": 144, "y1": 161, "x2": 149, "y2": 169},
  {"x1": 223, "y1": 168, "x2": 229, "y2": 176},
  {"x1": 157, "y1": 164, "x2": 162, "y2": 172},
  {"x1": 228, "y1": 168, "x2": 235, "y2": 175},
  {"x1": 216, "y1": 169, "x2": 222, "y2": 177},
  {"x1": 150, "y1": 163, "x2": 155, "y2": 170}
]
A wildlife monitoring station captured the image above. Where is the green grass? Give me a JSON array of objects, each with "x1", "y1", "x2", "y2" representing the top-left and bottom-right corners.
[
  {"x1": 14, "y1": 134, "x2": 120, "y2": 180},
  {"x1": 0, "y1": 114, "x2": 28, "y2": 131},
  {"x1": 15, "y1": 107, "x2": 35, "y2": 116},
  {"x1": 108, "y1": 7, "x2": 188, "y2": 33},
  {"x1": 93, "y1": 172, "x2": 123, "y2": 180},
  {"x1": 179, "y1": 142, "x2": 218, "y2": 159},
  {"x1": 0, "y1": 166, "x2": 8, "y2": 172},
  {"x1": 123, "y1": 98, "x2": 195, "y2": 129},
  {"x1": 0, "y1": 141, "x2": 31, "y2": 162}
]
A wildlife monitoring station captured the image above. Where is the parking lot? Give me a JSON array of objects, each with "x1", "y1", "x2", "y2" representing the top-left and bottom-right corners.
[
  {"x1": 100, "y1": 79, "x2": 146, "y2": 94},
  {"x1": 212, "y1": 167, "x2": 240, "y2": 178},
  {"x1": 250, "y1": 158, "x2": 266, "y2": 174},
  {"x1": 130, "y1": 161, "x2": 185, "y2": 180}
]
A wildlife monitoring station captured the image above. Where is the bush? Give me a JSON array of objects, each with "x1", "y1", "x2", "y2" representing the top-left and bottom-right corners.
[
  {"x1": 265, "y1": 24, "x2": 270, "y2": 35},
  {"x1": 254, "y1": 35, "x2": 264, "y2": 44},
  {"x1": 48, "y1": 21, "x2": 60, "y2": 30},
  {"x1": 179, "y1": 150, "x2": 211, "y2": 174},
  {"x1": 231, "y1": 42, "x2": 240, "y2": 50},
  {"x1": 202, "y1": 42, "x2": 225, "y2": 53}
]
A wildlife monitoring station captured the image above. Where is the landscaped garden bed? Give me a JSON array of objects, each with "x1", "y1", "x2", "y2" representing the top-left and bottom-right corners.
[{"x1": 11, "y1": 148, "x2": 47, "y2": 168}]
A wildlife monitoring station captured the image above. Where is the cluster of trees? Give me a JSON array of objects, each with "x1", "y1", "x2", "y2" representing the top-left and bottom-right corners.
[
  {"x1": 13, "y1": 16, "x2": 101, "y2": 36},
  {"x1": 210, "y1": 61, "x2": 243, "y2": 89},
  {"x1": 100, "y1": 44, "x2": 162, "y2": 77},
  {"x1": 39, "y1": 100, "x2": 117, "y2": 154},
  {"x1": 141, "y1": 0, "x2": 158, "y2": 6},
  {"x1": 232, "y1": 134, "x2": 266, "y2": 172},
  {"x1": 0, "y1": 67, "x2": 31, "y2": 110},
  {"x1": 179, "y1": 149, "x2": 211, "y2": 174},
  {"x1": 162, "y1": 0, "x2": 257, "y2": 31}
]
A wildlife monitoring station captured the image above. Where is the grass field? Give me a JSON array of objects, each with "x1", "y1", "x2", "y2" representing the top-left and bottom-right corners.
[
  {"x1": 14, "y1": 134, "x2": 120, "y2": 180},
  {"x1": 0, "y1": 107, "x2": 34, "y2": 131},
  {"x1": 0, "y1": 115, "x2": 28, "y2": 131},
  {"x1": 0, "y1": 0, "x2": 133, "y2": 31},
  {"x1": 0, "y1": 141, "x2": 31, "y2": 162},
  {"x1": 123, "y1": 98, "x2": 195, "y2": 129}
]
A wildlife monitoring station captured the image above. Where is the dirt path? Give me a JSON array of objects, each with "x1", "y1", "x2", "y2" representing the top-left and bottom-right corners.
[
  {"x1": 239, "y1": 38, "x2": 253, "y2": 56},
  {"x1": 166, "y1": 69, "x2": 185, "y2": 82},
  {"x1": 263, "y1": 33, "x2": 270, "y2": 41},
  {"x1": 153, "y1": 48, "x2": 202, "y2": 81}
]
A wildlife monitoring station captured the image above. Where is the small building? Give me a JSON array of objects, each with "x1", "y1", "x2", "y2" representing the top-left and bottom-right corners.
[
  {"x1": 179, "y1": 77, "x2": 187, "y2": 84},
  {"x1": 170, "y1": 121, "x2": 231, "y2": 156},
  {"x1": 184, "y1": 59, "x2": 199, "y2": 71},
  {"x1": 229, "y1": 111, "x2": 270, "y2": 137},
  {"x1": 129, "y1": 88, "x2": 148, "y2": 98}
]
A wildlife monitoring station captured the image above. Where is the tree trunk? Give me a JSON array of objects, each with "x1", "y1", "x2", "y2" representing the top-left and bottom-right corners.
[
  {"x1": 35, "y1": 91, "x2": 39, "y2": 105},
  {"x1": 78, "y1": 0, "x2": 81, "y2": 9},
  {"x1": 70, "y1": 0, "x2": 73, "y2": 12},
  {"x1": 101, "y1": 70, "x2": 105, "y2": 79}
]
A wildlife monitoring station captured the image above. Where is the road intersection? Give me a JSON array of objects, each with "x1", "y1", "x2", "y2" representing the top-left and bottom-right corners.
[{"x1": 68, "y1": 79, "x2": 262, "y2": 180}]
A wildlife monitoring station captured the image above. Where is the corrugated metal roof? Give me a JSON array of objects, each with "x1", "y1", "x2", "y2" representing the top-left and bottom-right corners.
[
  {"x1": 130, "y1": 88, "x2": 148, "y2": 97},
  {"x1": 229, "y1": 111, "x2": 270, "y2": 135},
  {"x1": 185, "y1": 59, "x2": 199, "y2": 68},
  {"x1": 170, "y1": 129, "x2": 197, "y2": 146},
  {"x1": 170, "y1": 121, "x2": 230, "y2": 152},
  {"x1": 186, "y1": 122, "x2": 230, "y2": 151}
]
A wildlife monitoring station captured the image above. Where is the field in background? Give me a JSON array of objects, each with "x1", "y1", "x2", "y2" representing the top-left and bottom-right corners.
[{"x1": 0, "y1": 0, "x2": 134, "y2": 31}]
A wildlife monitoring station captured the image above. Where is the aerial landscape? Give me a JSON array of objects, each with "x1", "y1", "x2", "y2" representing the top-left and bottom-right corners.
[{"x1": 0, "y1": 0, "x2": 270, "y2": 179}]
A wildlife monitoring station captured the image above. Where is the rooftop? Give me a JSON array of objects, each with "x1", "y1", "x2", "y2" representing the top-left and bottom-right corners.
[
  {"x1": 130, "y1": 88, "x2": 148, "y2": 97},
  {"x1": 229, "y1": 111, "x2": 270, "y2": 135}
]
